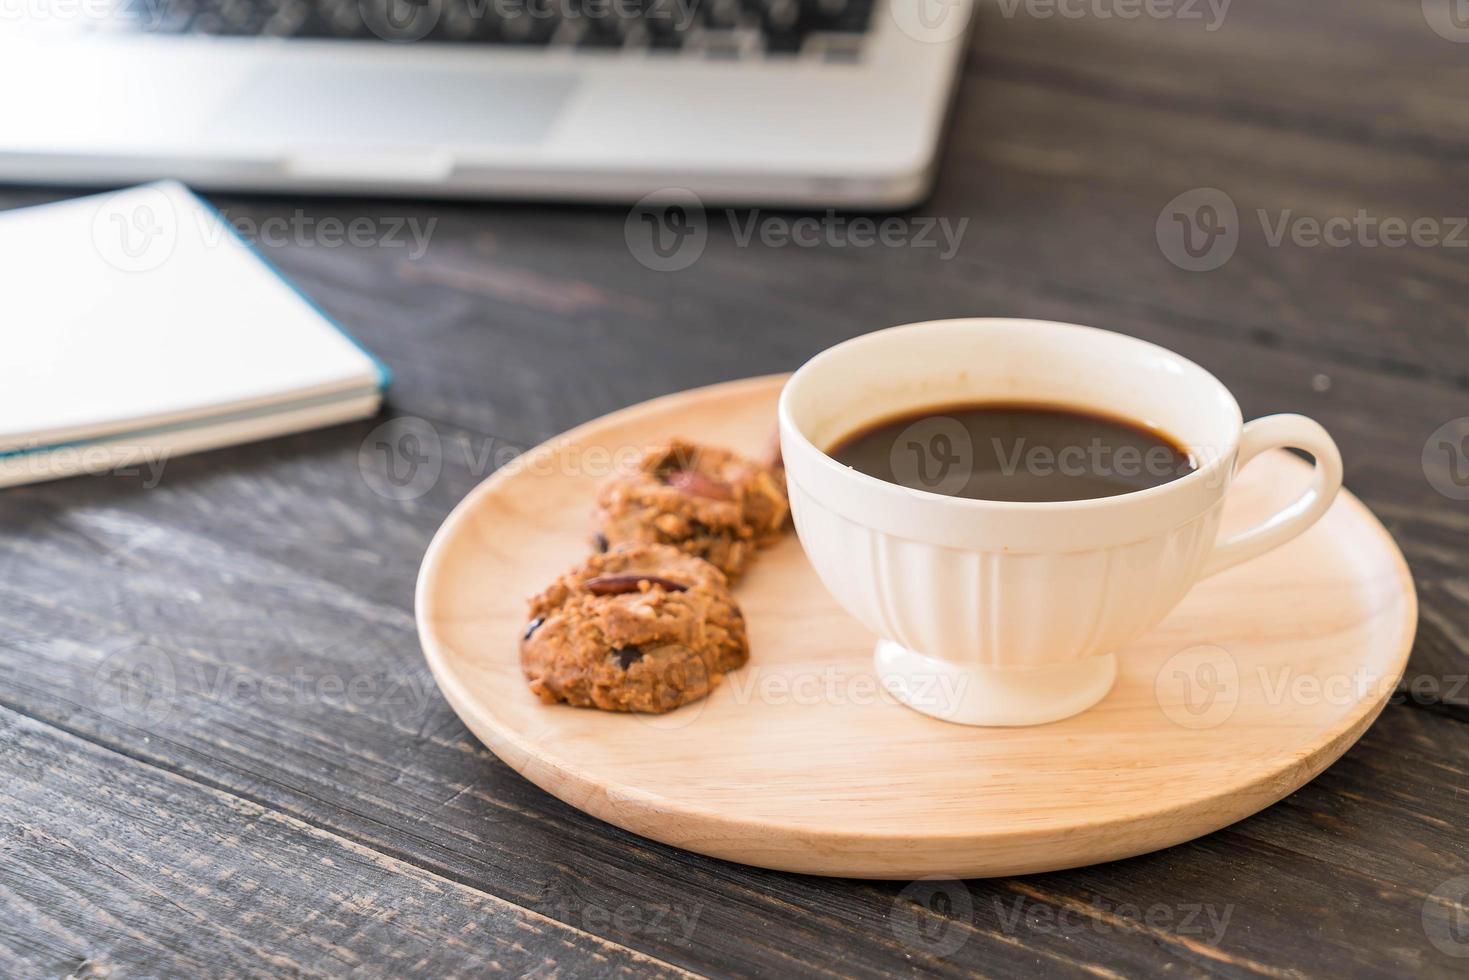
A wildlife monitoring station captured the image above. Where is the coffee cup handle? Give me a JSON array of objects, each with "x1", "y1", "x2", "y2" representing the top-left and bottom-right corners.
[{"x1": 1201, "y1": 414, "x2": 1344, "y2": 579}]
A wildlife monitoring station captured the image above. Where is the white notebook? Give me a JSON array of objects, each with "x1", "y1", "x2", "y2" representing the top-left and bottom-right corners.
[{"x1": 0, "y1": 181, "x2": 388, "y2": 488}]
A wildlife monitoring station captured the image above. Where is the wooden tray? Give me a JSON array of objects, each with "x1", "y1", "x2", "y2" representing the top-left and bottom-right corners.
[{"x1": 416, "y1": 375, "x2": 1416, "y2": 879}]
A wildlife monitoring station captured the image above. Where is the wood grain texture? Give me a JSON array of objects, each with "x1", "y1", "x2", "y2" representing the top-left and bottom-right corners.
[
  {"x1": 1, "y1": 0, "x2": 1467, "y2": 974},
  {"x1": 417, "y1": 374, "x2": 1416, "y2": 878},
  {"x1": 0, "y1": 707, "x2": 685, "y2": 979}
]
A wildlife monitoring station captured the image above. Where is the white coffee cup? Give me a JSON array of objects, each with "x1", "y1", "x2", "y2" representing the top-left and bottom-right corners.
[{"x1": 777, "y1": 318, "x2": 1343, "y2": 726}]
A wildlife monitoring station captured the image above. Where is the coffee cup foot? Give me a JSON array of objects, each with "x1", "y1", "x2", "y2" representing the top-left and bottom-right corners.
[{"x1": 874, "y1": 641, "x2": 1118, "y2": 726}]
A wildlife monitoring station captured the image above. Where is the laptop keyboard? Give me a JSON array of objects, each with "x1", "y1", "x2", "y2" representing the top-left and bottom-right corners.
[{"x1": 101, "y1": 0, "x2": 878, "y2": 58}]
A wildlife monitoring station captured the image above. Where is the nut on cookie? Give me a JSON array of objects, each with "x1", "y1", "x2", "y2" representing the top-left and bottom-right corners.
[{"x1": 593, "y1": 439, "x2": 789, "y2": 579}]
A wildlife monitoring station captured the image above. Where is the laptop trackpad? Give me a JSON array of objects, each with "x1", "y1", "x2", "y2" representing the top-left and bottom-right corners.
[{"x1": 208, "y1": 65, "x2": 574, "y2": 147}]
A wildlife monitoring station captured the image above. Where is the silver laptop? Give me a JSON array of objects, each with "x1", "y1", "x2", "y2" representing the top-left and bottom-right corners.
[{"x1": 0, "y1": 0, "x2": 973, "y2": 207}]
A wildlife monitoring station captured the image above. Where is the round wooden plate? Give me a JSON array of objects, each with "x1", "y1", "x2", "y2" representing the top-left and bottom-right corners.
[{"x1": 416, "y1": 375, "x2": 1417, "y2": 879}]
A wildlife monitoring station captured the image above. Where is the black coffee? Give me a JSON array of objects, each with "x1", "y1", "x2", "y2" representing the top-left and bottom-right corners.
[{"x1": 828, "y1": 402, "x2": 1195, "y2": 502}]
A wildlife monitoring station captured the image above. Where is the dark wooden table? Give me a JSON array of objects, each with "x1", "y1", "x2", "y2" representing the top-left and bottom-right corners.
[{"x1": 4, "y1": 3, "x2": 1468, "y2": 976}]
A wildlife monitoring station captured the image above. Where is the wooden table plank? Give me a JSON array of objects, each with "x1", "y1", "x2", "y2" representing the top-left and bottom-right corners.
[
  {"x1": 0, "y1": 419, "x2": 1464, "y2": 975},
  {"x1": 0, "y1": 707, "x2": 687, "y2": 979},
  {"x1": 2, "y1": 1, "x2": 1467, "y2": 975}
]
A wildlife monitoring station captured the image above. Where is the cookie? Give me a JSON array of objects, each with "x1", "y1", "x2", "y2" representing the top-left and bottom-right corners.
[
  {"x1": 593, "y1": 439, "x2": 789, "y2": 579},
  {"x1": 521, "y1": 543, "x2": 749, "y2": 714}
]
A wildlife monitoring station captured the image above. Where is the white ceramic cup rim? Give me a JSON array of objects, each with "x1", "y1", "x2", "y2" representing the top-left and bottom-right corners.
[{"x1": 777, "y1": 319, "x2": 1246, "y2": 552}]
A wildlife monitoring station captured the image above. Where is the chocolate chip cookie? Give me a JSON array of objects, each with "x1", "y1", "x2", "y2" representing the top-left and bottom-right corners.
[
  {"x1": 521, "y1": 543, "x2": 749, "y2": 714},
  {"x1": 593, "y1": 439, "x2": 789, "y2": 579}
]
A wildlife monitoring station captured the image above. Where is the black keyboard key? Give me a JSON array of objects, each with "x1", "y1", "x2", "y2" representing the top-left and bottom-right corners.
[
  {"x1": 575, "y1": 19, "x2": 627, "y2": 48},
  {"x1": 498, "y1": 9, "x2": 559, "y2": 44}
]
